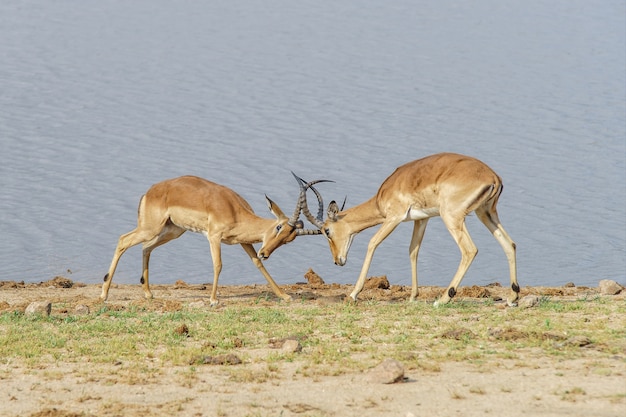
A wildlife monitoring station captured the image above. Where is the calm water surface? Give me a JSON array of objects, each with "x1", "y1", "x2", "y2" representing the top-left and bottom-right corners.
[{"x1": 1, "y1": 1, "x2": 624, "y2": 290}]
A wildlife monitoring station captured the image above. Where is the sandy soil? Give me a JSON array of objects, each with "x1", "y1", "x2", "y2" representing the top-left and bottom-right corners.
[{"x1": 0, "y1": 278, "x2": 624, "y2": 417}]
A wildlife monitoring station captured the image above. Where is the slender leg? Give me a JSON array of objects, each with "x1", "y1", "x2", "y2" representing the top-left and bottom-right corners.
[
  {"x1": 101, "y1": 228, "x2": 151, "y2": 301},
  {"x1": 241, "y1": 243, "x2": 291, "y2": 302},
  {"x1": 140, "y1": 226, "x2": 185, "y2": 299},
  {"x1": 141, "y1": 248, "x2": 153, "y2": 299},
  {"x1": 349, "y1": 220, "x2": 401, "y2": 301},
  {"x1": 207, "y1": 237, "x2": 223, "y2": 306},
  {"x1": 476, "y1": 207, "x2": 519, "y2": 306},
  {"x1": 408, "y1": 219, "x2": 428, "y2": 301},
  {"x1": 435, "y1": 215, "x2": 477, "y2": 306}
]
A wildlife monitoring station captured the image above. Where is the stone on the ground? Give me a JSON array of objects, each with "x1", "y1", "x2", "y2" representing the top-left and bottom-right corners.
[
  {"x1": 25, "y1": 301, "x2": 52, "y2": 317},
  {"x1": 598, "y1": 279, "x2": 623, "y2": 295},
  {"x1": 518, "y1": 295, "x2": 540, "y2": 308},
  {"x1": 367, "y1": 358, "x2": 405, "y2": 384},
  {"x1": 281, "y1": 339, "x2": 302, "y2": 353},
  {"x1": 74, "y1": 304, "x2": 90, "y2": 315}
]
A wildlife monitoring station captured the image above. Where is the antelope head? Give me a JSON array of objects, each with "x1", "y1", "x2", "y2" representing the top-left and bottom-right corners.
[
  {"x1": 292, "y1": 173, "x2": 351, "y2": 266},
  {"x1": 256, "y1": 176, "x2": 331, "y2": 260}
]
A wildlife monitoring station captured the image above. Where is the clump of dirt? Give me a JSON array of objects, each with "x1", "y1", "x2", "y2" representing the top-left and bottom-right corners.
[
  {"x1": 190, "y1": 354, "x2": 242, "y2": 365},
  {"x1": 44, "y1": 276, "x2": 76, "y2": 288},
  {"x1": 440, "y1": 328, "x2": 477, "y2": 340},
  {"x1": 29, "y1": 409, "x2": 85, "y2": 417},
  {"x1": 129, "y1": 299, "x2": 183, "y2": 312},
  {"x1": 488, "y1": 327, "x2": 529, "y2": 341},
  {"x1": 364, "y1": 275, "x2": 390, "y2": 290},
  {"x1": 0, "y1": 280, "x2": 26, "y2": 289},
  {"x1": 457, "y1": 285, "x2": 491, "y2": 298},
  {"x1": 268, "y1": 335, "x2": 306, "y2": 349},
  {"x1": 174, "y1": 324, "x2": 189, "y2": 337},
  {"x1": 304, "y1": 268, "x2": 325, "y2": 285},
  {"x1": 173, "y1": 280, "x2": 190, "y2": 288}
]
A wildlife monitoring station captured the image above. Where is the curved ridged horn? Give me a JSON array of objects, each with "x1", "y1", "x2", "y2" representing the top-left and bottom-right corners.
[
  {"x1": 288, "y1": 183, "x2": 303, "y2": 227},
  {"x1": 296, "y1": 227, "x2": 323, "y2": 236},
  {"x1": 291, "y1": 172, "x2": 331, "y2": 230}
]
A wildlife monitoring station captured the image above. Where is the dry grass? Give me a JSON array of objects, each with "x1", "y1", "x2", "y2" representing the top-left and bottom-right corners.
[{"x1": 0, "y1": 280, "x2": 624, "y2": 417}]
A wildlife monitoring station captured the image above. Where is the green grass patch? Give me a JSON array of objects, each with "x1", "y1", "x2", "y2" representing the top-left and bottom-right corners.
[{"x1": 1, "y1": 297, "x2": 624, "y2": 376}]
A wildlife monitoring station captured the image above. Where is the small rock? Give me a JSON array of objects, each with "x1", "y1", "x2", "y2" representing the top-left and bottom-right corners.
[
  {"x1": 25, "y1": 301, "x2": 52, "y2": 317},
  {"x1": 282, "y1": 339, "x2": 302, "y2": 353},
  {"x1": 367, "y1": 358, "x2": 405, "y2": 384},
  {"x1": 598, "y1": 279, "x2": 623, "y2": 295},
  {"x1": 518, "y1": 295, "x2": 540, "y2": 308},
  {"x1": 563, "y1": 282, "x2": 576, "y2": 288},
  {"x1": 268, "y1": 336, "x2": 301, "y2": 350},
  {"x1": 74, "y1": 304, "x2": 90, "y2": 315}
]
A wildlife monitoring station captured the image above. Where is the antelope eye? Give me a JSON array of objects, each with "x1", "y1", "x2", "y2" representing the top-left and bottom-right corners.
[
  {"x1": 324, "y1": 228, "x2": 330, "y2": 237},
  {"x1": 276, "y1": 225, "x2": 282, "y2": 232}
]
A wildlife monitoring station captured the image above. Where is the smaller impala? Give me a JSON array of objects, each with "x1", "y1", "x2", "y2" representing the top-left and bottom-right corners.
[
  {"x1": 298, "y1": 153, "x2": 519, "y2": 306},
  {"x1": 101, "y1": 175, "x2": 325, "y2": 305}
]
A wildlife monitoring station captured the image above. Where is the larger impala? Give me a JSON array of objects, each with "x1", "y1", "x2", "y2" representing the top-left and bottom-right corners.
[
  {"x1": 101, "y1": 175, "x2": 326, "y2": 305},
  {"x1": 299, "y1": 153, "x2": 519, "y2": 306}
]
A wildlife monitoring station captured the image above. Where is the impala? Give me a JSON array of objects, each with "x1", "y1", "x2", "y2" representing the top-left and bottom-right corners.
[
  {"x1": 299, "y1": 153, "x2": 519, "y2": 306},
  {"x1": 101, "y1": 175, "x2": 326, "y2": 305}
]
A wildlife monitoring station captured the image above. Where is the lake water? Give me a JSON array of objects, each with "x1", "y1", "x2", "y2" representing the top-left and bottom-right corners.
[{"x1": 1, "y1": 0, "x2": 624, "y2": 291}]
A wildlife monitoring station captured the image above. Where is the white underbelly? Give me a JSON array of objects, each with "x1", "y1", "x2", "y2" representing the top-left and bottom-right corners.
[{"x1": 406, "y1": 207, "x2": 439, "y2": 220}]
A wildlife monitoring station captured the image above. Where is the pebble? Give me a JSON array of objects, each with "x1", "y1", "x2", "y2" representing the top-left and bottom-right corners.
[
  {"x1": 74, "y1": 304, "x2": 90, "y2": 315},
  {"x1": 25, "y1": 301, "x2": 52, "y2": 317},
  {"x1": 281, "y1": 339, "x2": 302, "y2": 353},
  {"x1": 518, "y1": 295, "x2": 540, "y2": 308},
  {"x1": 367, "y1": 358, "x2": 405, "y2": 384},
  {"x1": 598, "y1": 279, "x2": 623, "y2": 295}
]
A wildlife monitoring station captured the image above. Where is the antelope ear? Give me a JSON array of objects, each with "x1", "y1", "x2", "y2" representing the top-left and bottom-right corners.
[
  {"x1": 265, "y1": 195, "x2": 286, "y2": 219},
  {"x1": 294, "y1": 220, "x2": 304, "y2": 229},
  {"x1": 328, "y1": 201, "x2": 339, "y2": 222}
]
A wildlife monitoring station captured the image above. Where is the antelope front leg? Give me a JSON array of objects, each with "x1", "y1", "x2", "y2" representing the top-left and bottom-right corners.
[
  {"x1": 101, "y1": 231, "x2": 138, "y2": 301},
  {"x1": 348, "y1": 221, "x2": 400, "y2": 302},
  {"x1": 241, "y1": 244, "x2": 291, "y2": 302},
  {"x1": 208, "y1": 239, "x2": 223, "y2": 306}
]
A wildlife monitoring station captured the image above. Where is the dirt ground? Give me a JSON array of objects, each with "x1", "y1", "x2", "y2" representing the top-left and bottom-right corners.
[{"x1": 0, "y1": 277, "x2": 625, "y2": 417}]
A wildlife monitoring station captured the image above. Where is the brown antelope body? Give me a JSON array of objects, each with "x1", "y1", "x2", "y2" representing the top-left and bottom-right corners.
[
  {"x1": 299, "y1": 153, "x2": 519, "y2": 306},
  {"x1": 101, "y1": 175, "x2": 324, "y2": 305}
]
